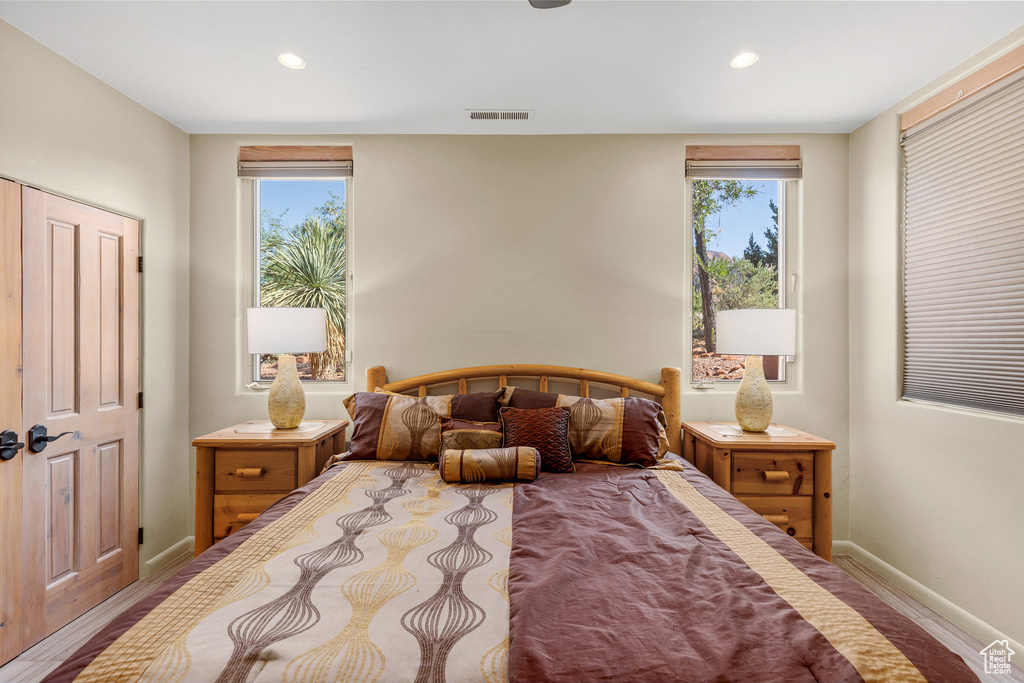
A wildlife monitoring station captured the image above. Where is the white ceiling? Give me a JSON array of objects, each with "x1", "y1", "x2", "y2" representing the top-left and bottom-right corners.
[{"x1": 2, "y1": 1, "x2": 1024, "y2": 135}]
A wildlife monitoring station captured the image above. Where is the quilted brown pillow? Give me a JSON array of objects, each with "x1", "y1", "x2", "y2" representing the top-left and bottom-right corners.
[
  {"x1": 439, "y1": 447, "x2": 540, "y2": 483},
  {"x1": 499, "y1": 406, "x2": 574, "y2": 473},
  {"x1": 439, "y1": 418, "x2": 503, "y2": 453}
]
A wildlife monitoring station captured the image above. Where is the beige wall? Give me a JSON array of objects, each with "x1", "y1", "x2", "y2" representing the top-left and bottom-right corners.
[
  {"x1": 849, "y1": 27, "x2": 1024, "y2": 645},
  {"x1": 6, "y1": 5, "x2": 1021, "y2": 650},
  {"x1": 0, "y1": 20, "x2": 192, "y2": 573},
  {"x1": 189, "y1": 133, "x2": 850, "y2": 537}
]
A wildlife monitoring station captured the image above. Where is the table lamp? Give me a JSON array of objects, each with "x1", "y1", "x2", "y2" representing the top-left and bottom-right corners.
[
  {"x1": 247, "y1": 307, "x2": 327, "y2": 429},
  {"x1": 715, "y1": 308, "x2": 796, "y2": 432}
]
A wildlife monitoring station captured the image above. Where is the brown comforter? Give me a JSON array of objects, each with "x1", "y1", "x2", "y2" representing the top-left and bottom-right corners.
[{"x1": 45, "y1": 460, "x2": 977, "y2": 683}]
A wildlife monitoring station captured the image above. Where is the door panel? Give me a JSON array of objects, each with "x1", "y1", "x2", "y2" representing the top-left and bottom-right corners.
[
  {"x1": 98, "y1": 440, "x2": 122, "y2": 556},
  {"x1": 46, "y1": 450, "x2": 78, "y2": 584},
  {"x1": 0, "y1": 179, "x2": 24, "y2": 666},
  {"x1": 49, "y1": 220, "x2": 78, "y2": 417},
  {"x1": 98, "y1": 234, "x2": 122, "y2": 409},
  {"x1": 20, "y1": 187, "x2": 140, "y2": 650}
]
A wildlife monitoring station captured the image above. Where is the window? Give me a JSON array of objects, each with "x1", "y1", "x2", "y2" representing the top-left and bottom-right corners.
[
  {"x1": 685, "y1": 146, "x2": 800, "y2": 384},
  {"x1": 240, "y1": 145, "x2": 353, "y2": 383},
  {"x1": 901, "y1": 72, "x2": 1024, "y2": 416}
]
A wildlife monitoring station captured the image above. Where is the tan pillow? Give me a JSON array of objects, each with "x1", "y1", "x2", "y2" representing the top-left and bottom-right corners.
[
  {"x1": 557, "y1": 395, "x2": 670, "y2": 467},
  {"x1": 439, "y1": 418, "x2": 503, "y2": 452},
  {"x1": 439, "y1": 447, "x2": 540, "y2": 483},
  {"x1": 342, "y1": 392, "x2": 451, "y2": 461}
]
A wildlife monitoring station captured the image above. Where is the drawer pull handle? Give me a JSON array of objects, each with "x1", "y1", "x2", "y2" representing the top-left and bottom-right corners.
[
  {"x1": 763, "y1": 514, "x2": 789, "y2": 526},
  {"x1": 763, "y1": 470, "x2": 789, "y2": 482},
  {"x1": 236, "y1": 512, "x2": 260, "y2": 524},
  {"x1": 235, "y1": 467, "x2": 265, "y2": 478}
]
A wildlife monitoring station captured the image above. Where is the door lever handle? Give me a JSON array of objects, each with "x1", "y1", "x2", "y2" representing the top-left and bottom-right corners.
[
  {"x1": 28, "y1": 425, "x2": 74, "y2": 453},
  {"x1": 0, "y1": 430, "x2": 25, "y2": 461}
]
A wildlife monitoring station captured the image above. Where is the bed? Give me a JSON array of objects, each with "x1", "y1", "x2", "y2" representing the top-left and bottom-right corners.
[{"x1": 45, "y1": 364, "x2": 977, "y2": 683}]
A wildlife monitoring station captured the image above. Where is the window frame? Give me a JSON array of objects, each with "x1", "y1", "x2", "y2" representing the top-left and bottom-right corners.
[
  {"x1": 686, "y1": 177, "x2": 796, "y2": 387},
  {"x1": 249, "y1": 176, "x2": 353, "y2": 386}
]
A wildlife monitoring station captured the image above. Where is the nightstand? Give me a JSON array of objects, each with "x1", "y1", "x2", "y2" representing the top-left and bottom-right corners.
[
  {"x1": 192, "y1": 419, "x2": 348, "y2": 556},
  {"x1": 681, "y1": 422, "x2": 835, "y2": 561}
]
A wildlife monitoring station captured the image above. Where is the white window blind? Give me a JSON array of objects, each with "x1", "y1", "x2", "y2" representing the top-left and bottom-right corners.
[
  {"x1": 238, "y1": 160, "x2": 352, "y2": 178},
  {"x1": 901, "y1": 74, "x2": 1024, "y2": 416},
  {"x1": 685, "y1": 160, "x2": 801, "y2": 180}
]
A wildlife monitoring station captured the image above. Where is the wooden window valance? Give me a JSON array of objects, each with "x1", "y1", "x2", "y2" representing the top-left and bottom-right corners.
[
  {"x1": 901, "y1": 43, "x2": 1024, "y2": 133},
  {"x1": 238, "y1": 146, "x2": 353, "y2": 178},
  {"x1": 685, "y1": 145, "x2": 801, "y2": 180}
]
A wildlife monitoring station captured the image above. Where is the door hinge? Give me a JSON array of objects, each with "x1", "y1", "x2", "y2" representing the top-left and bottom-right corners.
[
  {"x1": 137, "y1": 256, "x2": 143, "y2": 273},
  {"x1": 138, "y1": 391, "x2": 144, "y2": 409},
  {"x1": 138, "y1": 527, "x2": 144, "y2": 545}
]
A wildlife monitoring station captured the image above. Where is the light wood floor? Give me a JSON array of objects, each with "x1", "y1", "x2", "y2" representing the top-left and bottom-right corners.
[
  {"x1": 0, "y1": 552, "x2": 192, "y2": 683},
  {"x1": 833, "y1": 555, "x2": 1024, "y2": 683},
  {"x1": 0, "y1": 553, "x2": 1019, "y2": 682}
]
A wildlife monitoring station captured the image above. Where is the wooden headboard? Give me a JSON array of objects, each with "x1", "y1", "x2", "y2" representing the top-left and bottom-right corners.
[{"x1": 366, "y1": 364, "x2": 683, "y2": 455}]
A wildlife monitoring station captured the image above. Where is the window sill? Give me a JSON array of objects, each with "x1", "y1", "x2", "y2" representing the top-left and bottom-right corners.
[{"x1": 245, "y1": 381, "x2": 353, "y2": 394}]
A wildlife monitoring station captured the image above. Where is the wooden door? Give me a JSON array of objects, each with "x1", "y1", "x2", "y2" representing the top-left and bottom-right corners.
[
  {"x1": 18, "y1": 187, "x2": 140, "y2": 651},
  {"x1": 0, "y1": 180, "x2": 24, "y2": 665}
]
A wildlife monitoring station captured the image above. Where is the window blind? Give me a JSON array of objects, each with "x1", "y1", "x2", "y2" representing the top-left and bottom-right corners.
[
  {"x1": 901, "y1": 74, "x2": 1024, "y2": 416},
  {"x1": 684, "y1": 145, "x2": 801, "y2": 180},
  {"x1": 238, "y1": 146, "x2": 353, "y2": 178}
]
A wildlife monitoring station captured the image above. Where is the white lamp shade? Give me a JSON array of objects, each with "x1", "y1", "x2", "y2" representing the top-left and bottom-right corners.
[
  {"x1": 247, "y1": 307, "x2": 328, "y2": 354},
  {"x1": 715, "y1": 308, "x2": 796, "y2": 356}
]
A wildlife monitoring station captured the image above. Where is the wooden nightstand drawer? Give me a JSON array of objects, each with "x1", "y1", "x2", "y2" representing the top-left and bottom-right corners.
[
  {"x1": 215, "y1": 450, "x2": 297, "y2": 492},
  {"x1": 732, "y1": 452, "x2": 813, "y2": 496},
  {"x1": 193, "y1": 419, "x2": 349, "y2": 556},
  {"x1": 738, "y1": 496, "x2": 812, "y2": 541},
  {"x1": 213, "y1": 493, "x2": 286, "y2": 538},
  {"x1": 682, "y1": 422, "x2": 834, "y2": 561}
]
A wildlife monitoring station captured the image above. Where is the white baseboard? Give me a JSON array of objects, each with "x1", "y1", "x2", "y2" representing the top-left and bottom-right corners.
[
  {"x1": 140, "y1": 536, "x2": 194, "y2": 578},
  {"x1": 833, "y1": 540, "x2": 1022, "y2": 655}
]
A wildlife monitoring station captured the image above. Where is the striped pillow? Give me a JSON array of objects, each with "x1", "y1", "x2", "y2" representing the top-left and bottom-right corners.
[
  {"x1": 559, "y1": 395, "x2": 669, "y2": 468},
  {"x1": 342, "y1": 392, "x2": 450, "y2": 461},
  {"x1": 439, "y1": 447, "x2": 540, "y2": 483}
]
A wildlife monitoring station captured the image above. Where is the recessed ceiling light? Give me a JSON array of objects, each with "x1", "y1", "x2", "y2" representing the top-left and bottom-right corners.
[
  {"x1": 730, "y1": 52, "x2": 759, "y2": 69},
  {"x1": 278, "y1": 53, "x2": 306, "y2": 69}
]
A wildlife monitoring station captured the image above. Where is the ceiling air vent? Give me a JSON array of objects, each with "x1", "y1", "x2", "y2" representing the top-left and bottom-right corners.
[{"x1": 468, "y1": 109, "x2": 534, "y2": 121}]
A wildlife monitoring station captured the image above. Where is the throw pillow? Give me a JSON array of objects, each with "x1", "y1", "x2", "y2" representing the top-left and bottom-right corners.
[
  {"x1": 499, "y1": 406, "x2": 574, "y2": 473},
  {"x1": 439, "y1": 447, "x2": 540, "y2": 483}
]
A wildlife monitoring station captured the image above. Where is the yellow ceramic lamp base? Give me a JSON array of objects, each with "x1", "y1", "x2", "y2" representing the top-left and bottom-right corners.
[
  {"x1": 268, "y1": 354, "x2": 306, "y2": 429},
  {"x1": 734, "y1": 355, "x2": 772, "y2": 432}
]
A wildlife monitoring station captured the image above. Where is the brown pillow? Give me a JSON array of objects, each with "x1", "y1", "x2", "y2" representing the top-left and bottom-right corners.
[
  {"x1": 500, "y1": 406, "x2": 574, "y2": 473},
  {"x1": 439, "y1": 447, "x2": 540, "y2": 483},
  {"x1": 501, "y1": 385, "x2": 558, "y2": 409},
  {"x1": 559, "y1": 395, "x2": 668, "y2": 467},
  {"x1": 439, "y1": 418, "x2": 503, "y2": 453},
  {"x1": 451, "y1": 390, "x2": 503, "y2": 422},
  {"x1": 375, "y1": 388, "x2": 502, "y2": 422},
  {"x1": 500, "y1": 386, "x2": 668, "y2": 467},
  {"x1": 342, "y1": 392, "x2": 451, "y2": 461}
]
